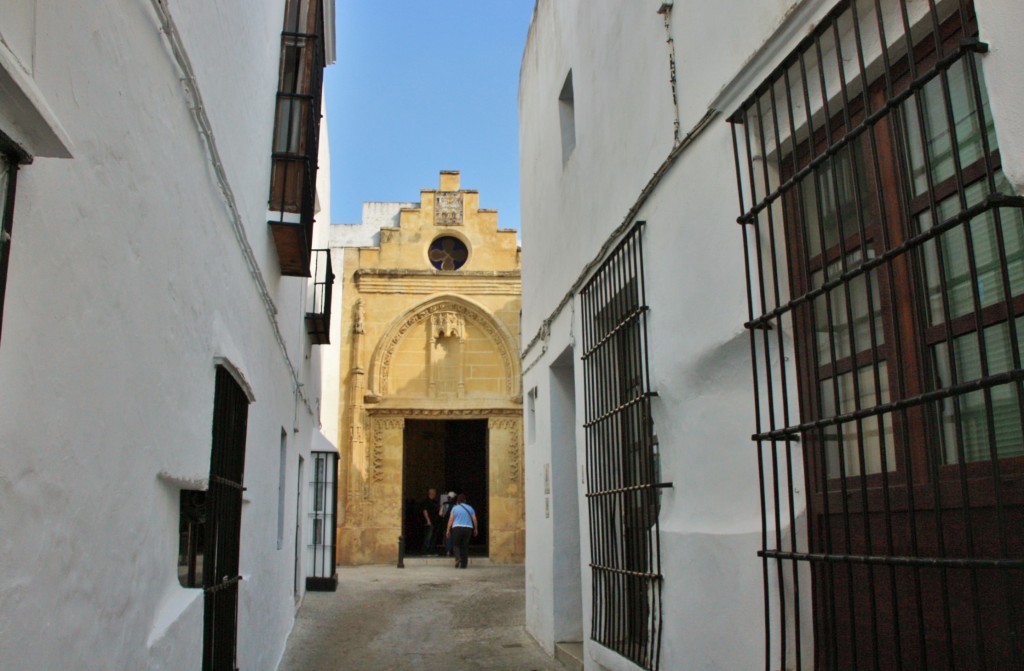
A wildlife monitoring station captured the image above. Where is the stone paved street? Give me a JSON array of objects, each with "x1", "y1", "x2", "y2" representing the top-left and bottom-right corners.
[{"x1": 278, "y1": 563, "x2": 562, "y2": 671}]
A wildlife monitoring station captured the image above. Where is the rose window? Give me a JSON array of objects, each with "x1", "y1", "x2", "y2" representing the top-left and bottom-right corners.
[{"x1": 428, "y1": 236, "x2": 468, "y2": 271}]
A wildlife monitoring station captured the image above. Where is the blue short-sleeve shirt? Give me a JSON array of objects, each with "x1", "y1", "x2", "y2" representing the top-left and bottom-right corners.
[{"x1": 450, "y1": 503, "x2": 476, "y2": 528}]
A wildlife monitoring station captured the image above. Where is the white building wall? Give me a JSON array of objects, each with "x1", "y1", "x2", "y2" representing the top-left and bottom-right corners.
[
  {"x1": 0, "y1": 1, "x2": 335, "y2": 669},
  {"x1": 518, "y1": 1, "x2": 675, "y2": 343},
  {"x1": 520, "y1": 1, "x2": 1024, "y2": 670}
]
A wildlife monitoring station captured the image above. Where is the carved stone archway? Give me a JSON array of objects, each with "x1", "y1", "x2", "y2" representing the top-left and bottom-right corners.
[{"x1": 367, "y1": 295, "x2": 521, "y2": 399}]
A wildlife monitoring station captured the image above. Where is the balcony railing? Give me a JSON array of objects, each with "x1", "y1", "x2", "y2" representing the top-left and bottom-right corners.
[
  {"x1": 304, "y1": 248, "x2": 333, "y2": 345},
  {"x1": 268, "y1": 0, "x2": 326, "y2": 277}
]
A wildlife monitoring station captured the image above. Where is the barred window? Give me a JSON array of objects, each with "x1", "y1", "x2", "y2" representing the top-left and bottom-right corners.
[
  {"x1": 0, "y1": 131, "x2": 28, "y2": 347},
  {"x1": 177, "y1": 490, "x2": 206, "y2": 588},
  {"x1": 731, "y1": 1, "x2": 1024, "y2": 669},
  {"x1": 268, "y1": 0, "x2": 327, "y2": 276},
  {"x1": 581, "y1": 222, "x2": 666, "y2": 670}
]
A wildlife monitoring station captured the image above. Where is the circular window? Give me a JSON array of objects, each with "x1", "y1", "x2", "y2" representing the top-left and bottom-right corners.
[{"x1": 428, "y1": 236, "x2": 469, "y2": 271}]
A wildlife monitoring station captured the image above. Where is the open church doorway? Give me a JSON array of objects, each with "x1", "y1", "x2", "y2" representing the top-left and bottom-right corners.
[{"x1": 403, "y1": 419, "x2": 488, "y2": 556}]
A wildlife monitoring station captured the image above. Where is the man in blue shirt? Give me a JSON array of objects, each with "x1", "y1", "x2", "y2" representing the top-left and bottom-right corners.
[{"x1": 444, "y1": 493, "x2": 478, "y2": 568}]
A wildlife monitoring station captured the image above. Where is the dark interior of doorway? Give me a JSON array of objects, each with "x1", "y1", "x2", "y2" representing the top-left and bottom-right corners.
[{"x1": 403, "y1": 419, "x2": 488, "y2": 556}]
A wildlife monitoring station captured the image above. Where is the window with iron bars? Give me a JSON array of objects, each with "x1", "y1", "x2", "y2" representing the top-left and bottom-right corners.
[
  {"x1": 730, "y1": 1, "x2": 1024, "y2": 668},
  {"x1": 268, "y1": 0, "x2": 326, "y2": 276},
  {"x1": 304, "y1": 248, "x2": 334, "y2": 345},
  {"x1": 178, "y1": 489, "x2": 206, "y2": 588},
  {"x1": 580, "y1": 221, "x2": 667, "y2": 671},
  {"x1": 0, "y1": 130, "x2": 29, "y2": 348}
]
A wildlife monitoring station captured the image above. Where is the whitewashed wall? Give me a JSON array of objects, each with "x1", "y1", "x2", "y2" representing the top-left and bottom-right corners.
[
  {"x1": 0, "y1": 1, "x2": 335, "y2": 669},
  {"x1": 519, "y1": 1, "x2": 1024, "y2": 669}
]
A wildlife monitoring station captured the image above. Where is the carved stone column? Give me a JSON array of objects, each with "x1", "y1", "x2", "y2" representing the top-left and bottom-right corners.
[
  {"x1": 487, "y1": 416, "x2": 524, "y2": 563},
  {"x1": 340, "y1": 300, "x2": 367, "y2": 564}
]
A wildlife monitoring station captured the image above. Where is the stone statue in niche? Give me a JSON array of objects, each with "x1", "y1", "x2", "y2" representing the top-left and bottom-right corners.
[{"x1": 353, "y1": 298, "x2": 365, "y2": 334}]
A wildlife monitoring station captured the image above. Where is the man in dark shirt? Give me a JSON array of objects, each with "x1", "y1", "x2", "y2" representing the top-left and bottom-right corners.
[{"x1": 419, "y1": 488, "x2": 440, "y2": 555}]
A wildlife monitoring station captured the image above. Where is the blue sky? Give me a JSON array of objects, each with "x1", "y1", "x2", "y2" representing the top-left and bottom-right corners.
[{"x1": 326, "y1": 2, "x2": 536, "y2": 230}]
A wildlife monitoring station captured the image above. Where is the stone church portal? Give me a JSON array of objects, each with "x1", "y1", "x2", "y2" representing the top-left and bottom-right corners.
[{"x1": 331, "y1": 171, "x2": 523, "y2": 565}]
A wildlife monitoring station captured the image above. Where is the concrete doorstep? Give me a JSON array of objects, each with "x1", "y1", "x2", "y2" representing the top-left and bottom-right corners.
[
  {"x1": 279, "y1": 564, "x2": 561, "y2": 671},
  {"x1": 554, "y1": 642, "x2": 584, "y2": 671}
]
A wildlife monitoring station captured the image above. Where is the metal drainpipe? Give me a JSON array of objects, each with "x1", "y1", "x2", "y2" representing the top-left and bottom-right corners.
[{"x1": 658, "y1": 1, "x2": 682, "y2": 146}]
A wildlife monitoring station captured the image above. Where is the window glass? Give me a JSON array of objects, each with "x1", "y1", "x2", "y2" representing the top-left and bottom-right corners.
[
  {"x1": 284, "y1": 0, "x2": 311, "y2": 34},
  {"x1": 933, "y1": 317, "x2": 1024, "y2": 463},
  {"x1": 280, "y1": 40, "x2": 309, "y2": 95},
  {"x1": 799, "y1": 142, "x2": 871, "y2": 259},
  {"x1": 0, "y1": 155, "x2": 9, "y2": 203},
  {"x1": 821, "y1": 362, "x2": 895, "y2": 478},
  {"x1": 428, "y1": 236, "x2": 468, "y2": 271},
  {"x1": 811, "y1": 251, "x2": 884, "y2": 365},
  {"x1": 903, "y1": 56, "x2": 996, "y2": 197},
  {"x1": 918, "y1": 176, "x2": 1024, "y2": 325},
  {"x1": 274, "y1": 99, "x2": 306, "y2": 154}
]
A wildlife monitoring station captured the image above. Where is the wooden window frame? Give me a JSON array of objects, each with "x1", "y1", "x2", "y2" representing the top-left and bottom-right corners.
[
  {"x1": 782, "y1": 10, "x2": 1024, "y2": 503},
  {"x1": 731, "y1": 2, "x2": 1024, "y2": 668}
]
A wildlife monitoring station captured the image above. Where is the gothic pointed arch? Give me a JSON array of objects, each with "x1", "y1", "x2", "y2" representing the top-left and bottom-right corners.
[{"x1": 367, "y1": 294, "x2": 520, "y2": 399}]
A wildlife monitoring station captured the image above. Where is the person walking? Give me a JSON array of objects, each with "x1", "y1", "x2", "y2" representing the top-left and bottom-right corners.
[
  {"x1": 419, "y1": 488, "x2": 441, "y2": 555},
  {"x1": 439, "y1": 490, "x2": 456, "y2": 556},
  {"x1": 445, "y1": 493, "x2": 477, "y2": 569}
]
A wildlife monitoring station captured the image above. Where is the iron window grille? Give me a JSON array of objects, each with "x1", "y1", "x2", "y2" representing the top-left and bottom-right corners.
[
  {"x1": 305, "y1": 248, "x2": 334, "y2": 345},
  {"x1": 729, "y1": 1, "x2": 1024, "y2": 668},
  {"x1": 581, "y1": 221, "x2": 668, "y2": 670},
  {"x1": 0, "y1": 130, "x2": 30, "y2": 348},
  {"x1": 203, "y1": 365, "x2": 250, "y2": 671},
  {"x1": 268, "y1": 0, "x2": 326, "y2": 277},
  {"x1": 178, "y1": 490, "x2": 206, "y2": 588},
  {"x1": 306, "y1": 450, "x2": 338, "y2": 591}
]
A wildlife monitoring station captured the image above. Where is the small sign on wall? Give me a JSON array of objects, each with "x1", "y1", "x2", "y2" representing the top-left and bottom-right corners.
[
  {"x1": 543, "y1": 463, "x2": 551, "y2": 495},
  {"x1": 545, "y1": 496, "x2": 550, "y2": 519}
]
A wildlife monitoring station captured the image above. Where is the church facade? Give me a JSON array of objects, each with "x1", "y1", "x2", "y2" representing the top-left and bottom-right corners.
[{"x1": 331, "y1": 171, "x2": 524, "y2": 565}]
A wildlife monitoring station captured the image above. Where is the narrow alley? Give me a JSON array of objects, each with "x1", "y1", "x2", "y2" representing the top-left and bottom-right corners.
[{"x1": 278, "y1": 563, "x2": 565, "y2": 671}]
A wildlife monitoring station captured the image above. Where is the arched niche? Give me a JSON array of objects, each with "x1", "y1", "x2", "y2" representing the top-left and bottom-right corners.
[{"x1": 367, "y1": 295, "x2": 520, "y2": 400}]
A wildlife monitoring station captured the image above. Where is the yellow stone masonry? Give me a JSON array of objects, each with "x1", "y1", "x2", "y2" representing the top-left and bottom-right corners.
[{"x1": 336, "y1": 172, "x2": 523, "y2": 565}]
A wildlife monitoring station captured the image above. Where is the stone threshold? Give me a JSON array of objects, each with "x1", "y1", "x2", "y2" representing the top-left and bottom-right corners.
[
  {"x1": 555, "y1": 642, "x2": 584, "y2": 671},
  {"x1": 401, "y1": 556, "x2": 492, "y2": 567}
]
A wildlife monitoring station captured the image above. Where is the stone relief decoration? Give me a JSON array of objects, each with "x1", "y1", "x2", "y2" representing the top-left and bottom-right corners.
[
  {"x1": 353, "y1": 298, "x2": 365, "y2": 334},
  {"x1": 434, "y1": 191, "x2": 463, "y2": 226},
  {"x1": 490, "y1": 418, "x2": 522, "y2": 485},
  {"x1": 369, "y1": 417, "x2": 404, "y2": 484},
  {"x1": 430, "y1": 311, "x2": 465, "y2": 341},
  {"x1": 368, "y1": 407, "x2": 521, "y2": 418},
  {"x1": 509, "y1": 423, "x2": 521, "y2": 485},
  {"x1": 364, "y1": 424, "x2": 377, "y2": 486},
  {"x1": 372, "y1": 298, "x2": 519, "y2": 398}
]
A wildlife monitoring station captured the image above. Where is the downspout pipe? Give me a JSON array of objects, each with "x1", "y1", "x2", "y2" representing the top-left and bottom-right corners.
[{"x1": 658, "y1": 1, "x2": 682, "y2": 145}]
